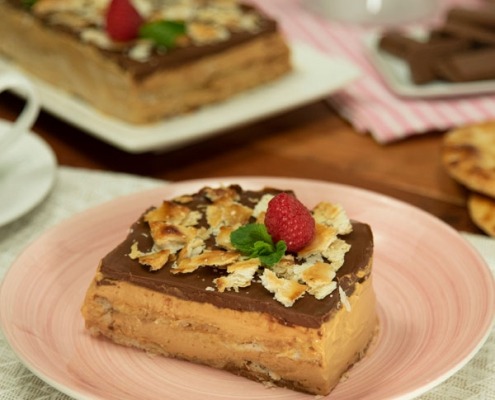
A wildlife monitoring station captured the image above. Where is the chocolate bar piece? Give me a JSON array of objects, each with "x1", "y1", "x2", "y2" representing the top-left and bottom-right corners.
[
  {"x1": 379, "y1": 31, "x2": 470, "y2": 84},
  {"x1": 428, "y1": 29, "x2": 456, "y2": 42},
  {"x1": 443, "y1": 18, "x2": 495, "y2": 45},
  {"x1": 406, "y1": 38, "x2": 470, "y2": 84},
  {"x1": 378, "y1": 31, "x2": 421, "y2": 59},
  {"x1": 446, "y1": 7, "x2": 495, "y2": 29},
  {"x1": 436, "y1": 47, "x2": 495, "y2": 82}
]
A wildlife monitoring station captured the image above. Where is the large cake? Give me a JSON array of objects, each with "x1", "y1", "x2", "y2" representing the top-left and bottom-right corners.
[
  {"x1": 0, "y1": 0, "x2": 292, "y2": 123},
  {"x1": 81, "y1": 185, "x2": 378, "y2": 395}
]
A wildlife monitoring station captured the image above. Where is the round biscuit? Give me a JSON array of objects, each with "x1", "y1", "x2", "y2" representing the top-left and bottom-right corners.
[
  {"x1": 468, "y1": 192, "x2": 495, "y2": 237},
  {"x1": 441, "y1": 121, "x2": 495, "y2": 197}
]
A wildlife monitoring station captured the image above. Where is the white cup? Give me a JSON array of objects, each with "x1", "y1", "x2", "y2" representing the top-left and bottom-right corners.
[{"x1": 0, "y1": 72, "x2": 40, "y2": 151}]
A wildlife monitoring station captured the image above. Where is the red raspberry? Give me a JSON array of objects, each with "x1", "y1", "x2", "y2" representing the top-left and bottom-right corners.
[
  {"x1": 264, "y1": 193, "x2": 315, "y2": 253},
  {"x1": 106, "y1": 0, "x2": 143, "y2": 42}
]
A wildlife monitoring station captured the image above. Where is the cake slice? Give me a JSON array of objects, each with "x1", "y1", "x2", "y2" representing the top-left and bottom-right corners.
[
  {"x1": 81, "y1": 185, "x2": 378, "y2": 395},
  {"x1": 0, "y1": 0, "x2": 292, "y2": 123}
]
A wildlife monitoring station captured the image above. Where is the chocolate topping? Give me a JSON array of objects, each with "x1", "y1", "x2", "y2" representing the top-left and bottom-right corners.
[
  {"x1": 98, "y1": 187, "x2": 373, "y2": 329},
  {"x1": 103, "y1": 22, "x2": 278, "y2": 80}
]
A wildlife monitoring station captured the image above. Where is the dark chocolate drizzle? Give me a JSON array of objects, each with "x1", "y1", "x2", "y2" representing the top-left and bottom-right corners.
[{"x1": 98, "y1": 187, "x2": 374, "y2": 329}]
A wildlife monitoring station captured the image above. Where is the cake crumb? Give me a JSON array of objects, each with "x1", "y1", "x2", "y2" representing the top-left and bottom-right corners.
[{"x1": 339, "y1": 286, "x2": 352, "y2": 312}]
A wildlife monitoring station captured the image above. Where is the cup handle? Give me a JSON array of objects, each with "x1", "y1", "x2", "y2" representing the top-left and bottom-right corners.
[{"x1": 0, "y1": 71, "x2": 40, "y2": 149}]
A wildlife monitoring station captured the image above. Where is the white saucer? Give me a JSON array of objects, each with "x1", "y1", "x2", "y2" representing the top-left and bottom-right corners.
[{"x1": 0, "y1": 122, "x2": 57, "y2": 227}]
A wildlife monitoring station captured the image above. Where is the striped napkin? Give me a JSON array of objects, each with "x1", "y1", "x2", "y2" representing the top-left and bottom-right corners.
[{"x1": 251, "y1": 0, "x2": 495, "y2": 144}]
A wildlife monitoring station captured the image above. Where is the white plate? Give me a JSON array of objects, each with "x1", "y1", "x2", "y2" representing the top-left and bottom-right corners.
[
  {"x1": 0, "y1": 43, "x2": 360, "y2": 154},
  {"x1": 365, "y1": 31, "x2": 495, "y2": 98},
  {"x1": 0, "y1": 123, "x2": 57, "y2": 226}
]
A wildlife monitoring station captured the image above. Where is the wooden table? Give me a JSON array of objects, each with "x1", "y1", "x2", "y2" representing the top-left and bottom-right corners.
[{"x1": 0, "y1": 91, "x2": 480, "y2": 234}]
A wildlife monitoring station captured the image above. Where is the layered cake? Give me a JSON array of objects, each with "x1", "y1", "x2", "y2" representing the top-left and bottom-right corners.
[
  {"x1": 0, "y1": 0, "x2": 292, "y2": 123},
  {"x1": 81, "y1": 185, "x2": 378, "y2": 395}
]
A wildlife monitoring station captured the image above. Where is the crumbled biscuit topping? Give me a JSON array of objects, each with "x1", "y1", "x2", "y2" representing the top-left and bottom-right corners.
[
  {"x1": 128, "y1": 186, "x2": 353, "y2": 307},
  {"x1": 30, "y1": 0, "x2": 264, "y2": 61}
]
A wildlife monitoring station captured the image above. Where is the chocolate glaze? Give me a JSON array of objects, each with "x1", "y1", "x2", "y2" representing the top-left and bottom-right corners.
[
  {"x1": 98, "y1": 187, "x2": 374, "y2": 329},
  {"x1": 5, "y1": 0, "x2": 278, "y2": 81}
]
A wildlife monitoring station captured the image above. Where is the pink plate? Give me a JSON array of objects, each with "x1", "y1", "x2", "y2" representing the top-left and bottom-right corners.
[{"x1": 1, "y1": 177, "x2": 494, "y2": 400}]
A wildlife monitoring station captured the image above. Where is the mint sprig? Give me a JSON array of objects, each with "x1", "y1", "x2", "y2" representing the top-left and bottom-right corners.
[
  {"x1": 22, "y1": 0, "x2": 37, "y2": 8},
  {"x1": 139, "y1": 20, "x2": 186, "y2": 49},
  {"x1": 230, "y1": 224, "x2": 286, "y2": 267}
]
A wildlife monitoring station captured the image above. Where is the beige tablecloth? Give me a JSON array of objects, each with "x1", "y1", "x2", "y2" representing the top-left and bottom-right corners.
[{"x1": 0, "y1": 167, "x2": 494, "y2": 399}]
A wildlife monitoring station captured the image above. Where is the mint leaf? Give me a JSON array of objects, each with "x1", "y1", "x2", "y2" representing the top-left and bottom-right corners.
[
  {"x1": 230, "y1": 224, "x2": 286, "y2": 267},
  {"x1": 258, "y1": 240, "x2": 286, "y2": 267},
  {"x1": 251, "y1": 240, "x2": 274, "y2": 257},
  {"x1": 231, "y1": 224, "x2": 272, "y2": 253},
  {"x1": 139, "y1": 20, "x2": 186, "y2": 49},
  {"x1": 22, "y1": 0, "x2": 37, "y2": 7}
]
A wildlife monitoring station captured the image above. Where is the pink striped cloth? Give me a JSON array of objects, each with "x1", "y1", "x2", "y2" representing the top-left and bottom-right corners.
[{"x1": 250, "y1": 0, "x2": 495, "y2": 144}]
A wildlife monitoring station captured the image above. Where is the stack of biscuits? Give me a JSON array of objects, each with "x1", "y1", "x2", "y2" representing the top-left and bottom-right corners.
[
  {"x1": 379, "y1": 5, "x2": 495, "y2": 84},
  {"x1": 442, "y1": 122, "x2": 495, "y2": 237}
]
